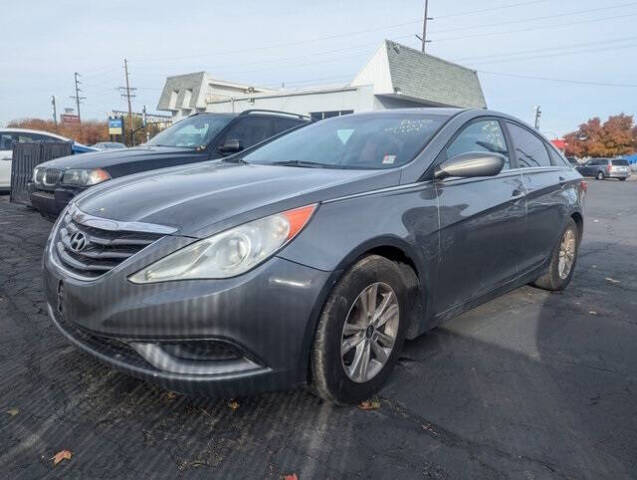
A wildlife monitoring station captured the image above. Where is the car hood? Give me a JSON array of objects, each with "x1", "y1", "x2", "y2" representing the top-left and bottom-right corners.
[
  {"x1": 75, "y1": 161, "x2": 400, "y2": 238},
  {"x1": 39, "y1": 146, "x2": 199, "y2": 170}
]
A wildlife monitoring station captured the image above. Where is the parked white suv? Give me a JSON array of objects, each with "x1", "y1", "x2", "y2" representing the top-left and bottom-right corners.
[{"x1": 0, "y1": 128, "x2": 95, "y2": 191}]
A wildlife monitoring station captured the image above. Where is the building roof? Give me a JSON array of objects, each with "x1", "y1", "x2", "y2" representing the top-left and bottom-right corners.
[
  {"x1": 352, "y1": 40, "x2": 486, "y2": 108},
  {"x1": 158, "y1": 40, "x2": 487, "y2": 113}
]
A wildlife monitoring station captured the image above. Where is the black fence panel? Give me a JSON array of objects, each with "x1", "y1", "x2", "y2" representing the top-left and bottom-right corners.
[{"x1": 9, "y1": 141, "x2": 72, "y2": 205}]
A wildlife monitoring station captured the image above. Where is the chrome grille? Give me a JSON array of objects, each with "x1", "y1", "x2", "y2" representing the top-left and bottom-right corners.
[
  {"x1": 53, "y1": 208, "x2": 166, "y2": 279},
  {"x1": 44, "y1": 168, "x2": 63, "y2": 186}
]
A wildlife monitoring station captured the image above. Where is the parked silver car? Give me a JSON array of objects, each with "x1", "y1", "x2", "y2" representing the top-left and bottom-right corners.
[{"x1": 576, "y1": 158, "x2": 631, "y2": 181}]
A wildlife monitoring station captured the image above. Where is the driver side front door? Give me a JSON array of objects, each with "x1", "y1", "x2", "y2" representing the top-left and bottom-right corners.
[{"x1": 432, "y1": 118, "x2": 527, "y2": 316}]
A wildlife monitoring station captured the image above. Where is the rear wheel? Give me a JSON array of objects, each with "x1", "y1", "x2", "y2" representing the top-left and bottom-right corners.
[
  {"x1": 311, "y1": 255, "x2": 408, "y2": 404},
  {"x1": 533, "y1": 218, "x2": 579, "y2": 291},
  {"x1": 619, "y1": 177, "x2": 627, "y2": 181},
  {"x1": 596, "y1": 171, "x2": 604, "y2": 180}
]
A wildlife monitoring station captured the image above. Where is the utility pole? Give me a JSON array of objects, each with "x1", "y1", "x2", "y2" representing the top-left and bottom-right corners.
[
  {"x1": 415, "y1": 1, "x2": 433, "y2": 53},
  {"x1": 534, "y1": 105, "x2": 542, "y2": 130},
  {"x1": 119, "y1": 59, "x2": 137, "y2": 145},
  {"x1": 51, "y1": 95, "x2": 58, "y2": 127},
  {"x1": 70, "y1": 72, "x2": 85, "y2": 122}
]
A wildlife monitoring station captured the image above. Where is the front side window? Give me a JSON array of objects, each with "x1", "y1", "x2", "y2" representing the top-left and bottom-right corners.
[
  {"x1": 147, "y1": 115, "x2": 233, "y2": 148},
  {"x1": 217, "y1": 117, "x2": 275, "y2": 149},
  {"x1": 274, "y1": 117, "x2": 304, "y2": 133},
  {"x1": 507, "y1": 123, "x2": 551, "y2": 168},
  {"x1": 243, "y1": 113, "x2": 446, "y2": 169},
  {"x1": 447, "y1": 120, "x2": 510, "y2": 170}
]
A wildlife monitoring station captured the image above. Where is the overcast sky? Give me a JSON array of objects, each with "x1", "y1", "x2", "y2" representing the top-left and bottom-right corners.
[{"x1": 2, "y1": 0, "x2": 636, "y2": 136}]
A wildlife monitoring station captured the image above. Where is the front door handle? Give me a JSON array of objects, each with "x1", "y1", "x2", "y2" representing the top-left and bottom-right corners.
[{"x1": 512, "y1": 188, "x2": 524, "y2": 198}]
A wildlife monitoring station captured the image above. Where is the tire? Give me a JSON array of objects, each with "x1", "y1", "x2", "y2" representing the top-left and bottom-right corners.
[
  {"x1": 311, "y1": 255, "x2": 409, "y2": 404},
  {"x1": 596, "y1": 171, "x2": 604, "y2": 180},
  {"x1": 532, "y1": 218, "x2": 579, "y2": 291},
  {"x1": 619, "y1": 178, "x2": 627, "y2": 181}
]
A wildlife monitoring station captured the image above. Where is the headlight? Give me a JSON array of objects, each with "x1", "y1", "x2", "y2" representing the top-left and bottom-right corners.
[
  {"x1": 32, "y1": 167, "x2": 44, "y2": 183},
  {"x1": 61, "y1": 168, "x2": 111, "y2": 186},
  {"x1": 129, "y1": 204, "x2": 317, "y2": 283}
]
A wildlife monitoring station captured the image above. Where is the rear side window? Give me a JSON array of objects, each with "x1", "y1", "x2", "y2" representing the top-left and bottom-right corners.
[
  {"x1": 506, "y1": 123, "x2": 551, "y2": 168},
  {"x1": 547, "y1": 145, "x2": 570, "y2": 167},
  {"x1": 447, "y1": 120, "x2": 510, "y2": 170},
  {"x1": 612, "y1": 159, "x2": 629, "y2": 166}
]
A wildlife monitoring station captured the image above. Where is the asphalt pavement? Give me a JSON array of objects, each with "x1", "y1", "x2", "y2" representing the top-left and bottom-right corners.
[{"x1": 1, "y1": 178, "x2": 636, "y2": 479}]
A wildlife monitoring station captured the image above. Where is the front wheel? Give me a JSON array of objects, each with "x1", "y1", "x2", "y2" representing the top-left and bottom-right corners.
[
  {"x1": 533, "y1": 218, "x2": 579, "y2": 291},
  {"x1": 596, "y1": 171, "x2": 604, "y2": 180},
  {"x1": 311, "y1": 255, "x2": 408, "y2": 404},
  {"x1": 619, "y1": 177, "x2": 627, "y2": 181}
]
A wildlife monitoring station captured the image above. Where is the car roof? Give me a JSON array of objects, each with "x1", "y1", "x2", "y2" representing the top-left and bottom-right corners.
[{"x1": 0, "y1": 128, "x2": 70, "y2": 141}]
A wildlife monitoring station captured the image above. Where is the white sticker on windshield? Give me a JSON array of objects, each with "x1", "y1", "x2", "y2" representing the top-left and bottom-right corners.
[{"x1": 382, "y1": 155, "x2": 396, "y2": 164}]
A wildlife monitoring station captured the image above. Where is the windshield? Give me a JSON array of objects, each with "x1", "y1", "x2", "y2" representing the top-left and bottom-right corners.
[
  {"x1": 242, "y1": 113, "x2": 446, "y2": 169},
  {"x1": 147, "y1": 115, "x2": 233, "y2": 148}
]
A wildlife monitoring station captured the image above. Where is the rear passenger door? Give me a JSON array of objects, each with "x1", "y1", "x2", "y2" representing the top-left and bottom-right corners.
[
  {"x1": 505, "y1": 122, "x2": 570, "y2": 272},
  {"x1": 434, "y1": 118, "x2": 527, "y2": 313}
]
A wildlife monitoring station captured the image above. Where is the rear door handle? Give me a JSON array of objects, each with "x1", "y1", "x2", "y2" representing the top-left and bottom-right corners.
[{"x1": 512, "y1": 188, "x2": 524, "y2": 198}]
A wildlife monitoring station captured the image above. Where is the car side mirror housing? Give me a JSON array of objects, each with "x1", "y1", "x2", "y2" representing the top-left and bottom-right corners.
[
  {"x1": 218, "y1": 139, "x2": 243, "y2": 154},
  {"x1": 434, "y1": 152, "x2": 505, "y2": 180}
]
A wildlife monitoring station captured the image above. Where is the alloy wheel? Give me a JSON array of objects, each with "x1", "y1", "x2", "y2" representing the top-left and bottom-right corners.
[
  {"x1": 340, "y1": 282, "x2": 399, "y2": 383},
  {"x1": 558, "y1": 229, "x2": 576, "y2": 279}
]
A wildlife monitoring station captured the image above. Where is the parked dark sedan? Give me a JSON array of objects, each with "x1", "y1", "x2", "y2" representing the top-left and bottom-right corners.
[
  {"x1": 29, "y1": 110, "x2": 308, "y2": 218},
  {"x1": 43, "y1": 109, "x2": 585, "y2": 404}
]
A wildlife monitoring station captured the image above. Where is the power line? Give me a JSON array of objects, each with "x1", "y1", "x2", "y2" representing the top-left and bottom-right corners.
[
  {"x1": 466, "y1": 42, "x2": 637, "y2": 66},
  {"x1": 131, "y1": 1, "x2": 555, "y2": 64},
  {"x1": 118, "y1": 59, "x2": 137, "y2": 145},
  {"x1": 435, "y1": 0, "x2": 547, "y2": 19},
  {"x1": 69, "y1": 72, "x2": 86, "y2": 122},
  {"x1": 51, "y1": 95, "x2": 57, "y2": 126},
  {"x1": 478, "y1": 70, "x2": 637, "y2": 87},
  {"x1": 432, "y1": 1, "x2": 637, "y2": 35},
  {"x1": 435, "y1": 11, "x2": 637, "y2": 42},
  {"x1": 454, "y1": 34, "x2": 637, "y2": 62}
]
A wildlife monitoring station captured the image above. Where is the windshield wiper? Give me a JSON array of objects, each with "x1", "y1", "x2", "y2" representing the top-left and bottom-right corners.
[
  {"x1": 270, "y1": 160, "x2": 333, "y2": 168},
  {"x1": 151, "y1": 144, "x2": 197, "y2": 149}
]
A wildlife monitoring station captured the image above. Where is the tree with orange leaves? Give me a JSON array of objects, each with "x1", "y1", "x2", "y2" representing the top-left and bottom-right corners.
[{"x1": 564, "y1": 114, "x2": 635, "y2": 158}]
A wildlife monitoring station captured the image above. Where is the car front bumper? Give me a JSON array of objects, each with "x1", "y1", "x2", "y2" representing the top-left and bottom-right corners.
[
  {"x1": 29, "y1": 183, "x2": 84, "y2": 218},
  {"x1": 43, "y1": 235, "x2": 332, "y2": 397}
]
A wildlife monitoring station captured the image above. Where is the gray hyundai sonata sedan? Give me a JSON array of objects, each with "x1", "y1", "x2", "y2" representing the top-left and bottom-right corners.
[{"x1": 43, "y1": 108, "x2": 585, "y2": 404}]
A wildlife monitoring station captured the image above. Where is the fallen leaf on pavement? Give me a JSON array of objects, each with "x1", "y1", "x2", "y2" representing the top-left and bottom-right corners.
[
  {"x1": 282, "y1": 474, "x2": 298, "y2": 480},
  {"x1": 6, "y1": 408, "x2": 19, "y2": 416},
  {"x1": 51, "y1": 450, "x2": 72, "y2": 465},
  {"x1": 589, "y1": 311, "x2": 598, "y2": 315},
  {"x1": 228, "y1": 400, "x2": 239, "y2": 410},
  {"x1": 358, "y1": 399, "x2": 381, "y2": 410},
  {"x1": 605, "y1": 277, "x2": 620, "y2": 284}
]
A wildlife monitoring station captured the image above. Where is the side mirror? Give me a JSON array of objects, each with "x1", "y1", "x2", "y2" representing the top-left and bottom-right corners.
[
  {"x1": 218, "y1": 138, "x2": 243, "y2": 154},
  {"x1": 434, "y1": 152, "x2": 505, "y2": 180}
]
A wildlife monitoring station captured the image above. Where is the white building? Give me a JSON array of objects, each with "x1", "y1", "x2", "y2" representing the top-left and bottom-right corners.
[{"x1": 157, "y1": 40, "x2": 486, "y2": 122}]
